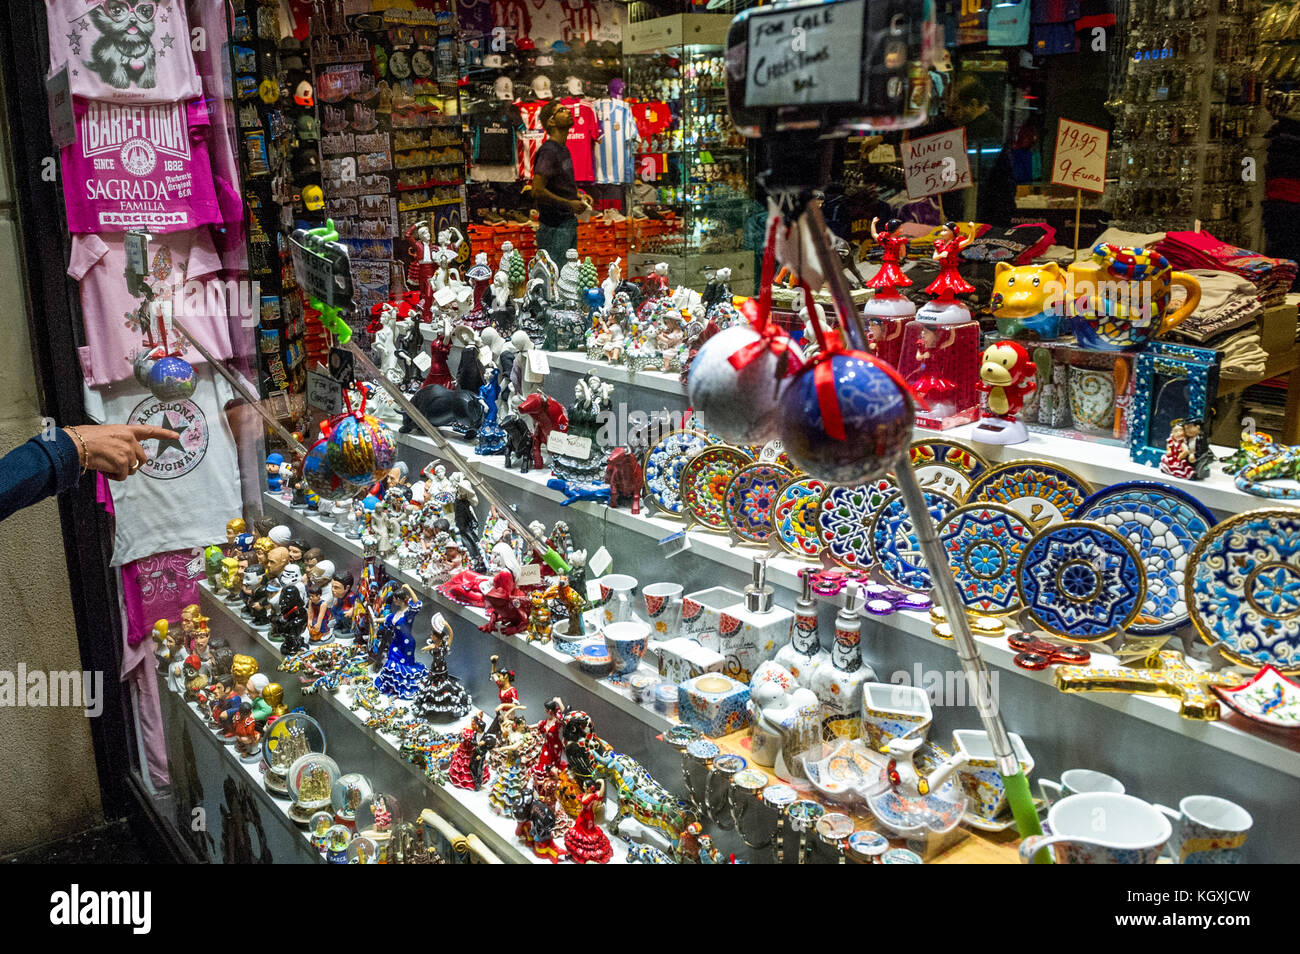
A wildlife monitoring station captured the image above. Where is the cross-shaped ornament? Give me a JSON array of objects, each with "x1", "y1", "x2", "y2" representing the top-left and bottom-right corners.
[{"x1": 1054, "y1": 650, "x2": 1248, "y2": 721}]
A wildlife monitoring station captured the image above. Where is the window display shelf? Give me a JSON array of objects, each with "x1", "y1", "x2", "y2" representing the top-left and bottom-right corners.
[
  {"x1": 159, "y1": 668, "x2": 323, "y2": 863},
  {"x1": 387, "y1": 439, "x2": 1300, "y2": 781},
  {"x1": 260, "y1": 493, "x2": 675, "y2": 736},
  {"x1": 469, "y1": 346, "x2": 1296, "y2": 517},
  {"x1": 199, "y1": 581, "x2": 632, "y2": 865}
]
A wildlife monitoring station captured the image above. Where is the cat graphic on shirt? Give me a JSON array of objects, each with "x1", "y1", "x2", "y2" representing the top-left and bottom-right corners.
[{"x1": 87, "y1": 3, "x2": 158, "y2": 90}]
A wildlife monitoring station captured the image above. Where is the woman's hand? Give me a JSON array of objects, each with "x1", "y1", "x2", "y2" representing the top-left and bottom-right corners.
[{"x1": 66, "y1": 424, "x2": 180, "y2": 481}]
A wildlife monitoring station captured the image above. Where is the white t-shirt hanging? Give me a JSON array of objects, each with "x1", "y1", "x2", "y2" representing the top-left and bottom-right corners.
[
  {"x1": 85, "y1": 365, "x2": 243, "y2": 566},
  {"x1": 593, "y1": 98, "x2": 638, "y2": 185},
  {"x1": 46, "y1": 0, "x2": 201, "y2": 104}
]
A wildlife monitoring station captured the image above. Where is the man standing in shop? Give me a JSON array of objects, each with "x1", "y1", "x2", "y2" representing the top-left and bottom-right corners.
[{"x1": 530, "y1": 100, "x2": 590, "y2": 266}]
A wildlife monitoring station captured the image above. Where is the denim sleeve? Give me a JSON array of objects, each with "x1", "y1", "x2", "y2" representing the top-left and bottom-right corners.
[{"x1": 0, "y1": 430, "x2": 81, "y2": 522}]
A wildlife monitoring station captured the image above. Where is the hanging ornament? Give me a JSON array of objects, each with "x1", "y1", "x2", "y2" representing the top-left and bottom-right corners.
[
  {"x1": 321, "y1": 390, "x2": 396, "y2": 483},
  {"x1": 147, "y1": 355, "x2": 197, "y2": 400},
  {"x1": 301, "y1": 437, "x2": 365, "y2": 501},
  {"x1": 133, "y1": 350, "x2": 158, "y2": 389}
]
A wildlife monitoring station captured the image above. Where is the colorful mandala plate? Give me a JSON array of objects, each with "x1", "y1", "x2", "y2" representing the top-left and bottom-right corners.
[
  {"x1": 1077, "y1": 481, "x2": 1216, "y2": 635},
  {"x1": 1186, "y1": 510, "x2": 1300, "y2": 673},
  {"x1": 680, "y1": 446, "x2": 752, "y2": 532},
  {"x1": 817, "y1": 478, "x2": 898, "y2": 568},
  {"x1": 967, "y1": 460, "x2": 1092, "y2": 530},
  {"x1": 1016, "y1": 521, "x2": 1147, "y2": 642},
  {"x1": 868, "y1": 489, "x2": 959, "y2": 591},
  {"x1": 724, "y1": 462, "x2": 795, "y2": 544},
  {"x1": 773, "y1": 477, "x2": 828, "y2": 559},
  {"x1": 936, "y1": 503, "x2": 1036, "y2": 616},
  {"x1": 908, "y1": 439, "x2": 990, "y2": 501},
  {"x1": 642, "y1": 429, "x2": 711, "y2": 517}
]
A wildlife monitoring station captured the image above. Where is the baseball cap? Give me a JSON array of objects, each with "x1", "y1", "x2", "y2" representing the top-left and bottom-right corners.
[{"x1": 302, "y1": 185, "x2": 325, "y2": 210}]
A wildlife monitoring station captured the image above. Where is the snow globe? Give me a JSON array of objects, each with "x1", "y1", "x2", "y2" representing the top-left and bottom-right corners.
[{"x1": 287, "y1": 753, "x2": 340, "y2": 825}]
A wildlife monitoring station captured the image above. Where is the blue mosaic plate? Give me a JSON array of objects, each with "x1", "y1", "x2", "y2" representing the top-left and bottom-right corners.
[
  {"x1": 936, "y1": 503, "x2": 1036, "y2": 616},
  {"x1": 817, "y1": 477, "x2": 898, "y2": 568},
  {"x1": 724, "y1": 462, "x2": 795, "y2": 544},
  {"x1": 1016, "y1": 521, "x2": 1147, "y2": 642},
  {"x1": 1077, "y1": 481, "x2": 1216, "y2": 635},
  {"x1": 1187, "y1": 510, "x2": 1300, "y2": 674},
  {"x1": 967, "y1": 460, "x2": 1092, "y2": 530},
  {"x1": 642, "y1": 429, "x2": 711, "y2": 517},
  {"x1": 868, "y1": 489, "x2": 959, "y2": 591}
]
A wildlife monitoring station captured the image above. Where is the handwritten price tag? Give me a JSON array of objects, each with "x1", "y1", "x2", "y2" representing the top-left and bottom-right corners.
[
  {"x1": 901, "y1": 129, "x2": 971, "y2": 200},
  {"x1": 1051, "y1": 118, "x2": 1108, "y2": 194}
]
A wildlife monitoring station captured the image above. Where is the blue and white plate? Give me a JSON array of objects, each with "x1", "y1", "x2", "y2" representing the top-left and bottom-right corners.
[
  {"x1": 967, "y1": 460, "x2": 1092, "y2": 530},
  {"x1": 869, "y1": 489, "x2": 959, "y2": 591},
  {"x1": 1016, "y1": 521, "x2": 1147, "y2": 642},
  {"x1": 936, "y1": 503, "x2": 1036, "y2": 616},
  {"x1": 1077, "y1": 481, "x2": 1215, "y2": 635},
  {"x1": 1187, "y1": 510, "x2": 1300, "y2": 674},
  {"x1": 642, "y1": 429, "x2": 711, "y2": 517}
]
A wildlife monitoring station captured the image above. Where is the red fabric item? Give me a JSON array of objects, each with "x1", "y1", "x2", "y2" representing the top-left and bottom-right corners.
[
  {"x1": 120, "y1": 548, "x2": 204, "y2": 648},
  {"x1": 560, "y1": 98, "x2": 601, "y2": 182},
  {"x1": 630, "y1": 100, "x2": 673, "y2": 139},
  {"x1": 1266, "y1": 178, "x2": 1300, "y2": 203}
]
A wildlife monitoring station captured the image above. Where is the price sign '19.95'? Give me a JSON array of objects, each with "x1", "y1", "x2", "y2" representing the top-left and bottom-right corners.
[
  {"x1": 1051, "y1": 119, "x2": 1108, "y2": 194},
  {"x1": 902, "y1": 128, "x2": 971, "y2": 200}
]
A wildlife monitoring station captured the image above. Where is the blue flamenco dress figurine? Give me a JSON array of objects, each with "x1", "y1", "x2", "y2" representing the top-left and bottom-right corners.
[
  {"x1": 475, "y1": 368, "x2": 507, "y2": 455},
  {"x1": 373, "y1": 583, "x2": 427, "y2": 700}
]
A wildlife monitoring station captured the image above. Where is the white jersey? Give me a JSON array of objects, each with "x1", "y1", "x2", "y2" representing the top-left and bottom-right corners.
[{"x1": 593, "y1": 98, "x2": 638, "y2": 185}]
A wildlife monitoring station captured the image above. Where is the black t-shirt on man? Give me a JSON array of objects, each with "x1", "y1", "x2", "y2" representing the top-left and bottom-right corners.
[{"x1": 533, "y1": 139, "x2": 578, "y2": 227}]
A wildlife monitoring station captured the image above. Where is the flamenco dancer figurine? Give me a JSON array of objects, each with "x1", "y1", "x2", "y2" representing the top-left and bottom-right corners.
[
  {"x1": 412, "y1": 613, "x2": 473, "y2": 722},
  {"x1": 448, "y1": 711, "x2": 492, "y2": 791},
  {"x1": 373, "y1": 584, "x2": 427, "y2": 700},
  {"x1": 917, "y1": 222, "x2": 974, "y2": 325},
  {"x1": 486, "y1": 655, "x2": 521, "y2": 737},
  {"x1": 1160, "y1": 418, "x2": 1213, "y2": 480},
  {"x1": 974, "y1": 341, "x2": 1037, "y2": 445},
  {"x1": 422, "y1": 310, "x2": 457, "y2": 390},
  {"x1": 515, "y1": 769, "x2": 568, "y2": 862},
  {"x1": 864, "y1": 218, "x2": 916, "y2": 319},
  {"x1": 405, "y1": 220, "x2": 437, "y2": 321},
  {"x1": 532, "y1": 698, "x2": 567, "y2": 783},
  {"x1": 906, "y1": 324, "x2": 959, "y2": 414},
  {"x1": 488, "y1": 710, "x2": 541, "y2": 818},
  {"x1": 565, "y1": 780, "x2": 613, "y2": 864}
]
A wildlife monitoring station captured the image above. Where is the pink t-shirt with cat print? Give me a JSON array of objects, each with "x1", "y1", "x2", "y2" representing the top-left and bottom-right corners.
[{"x1": 46, "y1": 0, "x2": 201, "y2": 104}]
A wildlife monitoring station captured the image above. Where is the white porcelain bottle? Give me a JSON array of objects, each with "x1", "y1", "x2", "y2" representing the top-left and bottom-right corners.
[
  {"x1": 811, "y1": 582, "x2": 877, "y2": 740},
  {"x1": 774, "y1": 569, "x2": 828, "y2": 690}
]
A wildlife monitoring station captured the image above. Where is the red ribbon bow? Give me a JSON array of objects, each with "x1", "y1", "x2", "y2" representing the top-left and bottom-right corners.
[{"x1": 726, "y1": 217, "x2": 802, "y2": 376}]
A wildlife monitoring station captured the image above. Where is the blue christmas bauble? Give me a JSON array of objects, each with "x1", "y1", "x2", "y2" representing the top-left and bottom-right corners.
[
  {"x1": 147, "y1": 356, "x2": 197, "y2": 400},
  {"x1": 133, "y1": 351, "x2": 157, "y2": 389},
  {"x1": 302, "y1": 438, "x2": 364, "y2": 501},
  {"x1": 777, "y1": 353, "x2": 913, "y2": 484},
  {"x1": 325, "y1": 413, "x2": 396, "y2": 482}
]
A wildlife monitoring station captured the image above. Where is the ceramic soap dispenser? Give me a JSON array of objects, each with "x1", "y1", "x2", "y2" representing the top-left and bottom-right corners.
[
  {"x1": 716, "y1": 558, "x2": 794, "y2": 683},
  {"x1": 811, "y1": 582, "x2": 877, "y2": 740},
  {"x1": 774, "y1": 569, "x2": 829, "y2": 689}
]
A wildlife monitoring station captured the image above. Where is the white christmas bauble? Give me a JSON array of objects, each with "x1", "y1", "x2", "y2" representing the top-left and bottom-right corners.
[{"x1": 687, "y1": 325, "x2": 797, "y2": 444}]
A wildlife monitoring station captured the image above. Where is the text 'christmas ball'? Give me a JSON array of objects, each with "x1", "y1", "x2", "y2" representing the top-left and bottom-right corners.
[{"x1": 777, "y1": 353, "x2": 913, "y2": 485}]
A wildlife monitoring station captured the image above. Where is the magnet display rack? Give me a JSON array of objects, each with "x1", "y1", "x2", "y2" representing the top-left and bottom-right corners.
[{"x1": 251, "y1": 345, "x2": 1300, "y2": 862}]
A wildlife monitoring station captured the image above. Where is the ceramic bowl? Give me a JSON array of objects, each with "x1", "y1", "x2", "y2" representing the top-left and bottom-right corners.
[
  {"x1": 576, "y1": 641, "x2": 613, "y2": 677},
  {"x1": 861, "y1": 682, "x2": 933, "y2": 754},
  {"x1": 603, "y1": 620, "x2": 650, "y2": 676},
  {"x1": 951, "y1": 729, "x2": 1035, "y2": 822}
]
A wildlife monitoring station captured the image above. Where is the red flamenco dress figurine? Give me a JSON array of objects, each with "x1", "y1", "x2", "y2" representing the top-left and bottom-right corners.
[
  {"x1": 532, "y1": 698, "x2": 566, "y2": 783},
  {"x1": 864, "y1": 217, "x2": 917, "y2": 367},
  {"x1": 918, "y1": 223, "x2": 975, "y2": 325},
  {"x1": 448, "y1": 711, "x2": 492, "y2": 791},
  {"x1": 564, "y1": 780, "x2": 613, "y2": 864},
  {"x1": 479, "y1": 569, "x2": 530, "y2": 636}
]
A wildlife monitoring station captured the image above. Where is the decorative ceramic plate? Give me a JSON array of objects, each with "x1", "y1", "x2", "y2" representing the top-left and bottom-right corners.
[
  {"x1": 642, "y1": 429, "x2": 711, "y2": 517},
  {"x1": 868, "y1": 489, "x2": 959, "y2": 591},
  {"x1": 724, "y1": 462, "x2": 795, "y2": 544},
  {"x1": 773, "y1": 477, "x2": 828, "y2": 559},
  {"x1": 1211, "y1": 665, "x2": 1300, "y2": 729},
  {"x1": 1077, "y1": 481, "x2": 1216, "y2": 635},
  {"x1": 936, "y1": 503, "x2": 1036, "y2": 616},
  {"x1": 1186, "y1": 510, "x2": 1300, "y2": 673},
  {"x1": 680, "y1": 446, "x2": 752, "y2": 532},
  {"x1": 967, "y1": 460, "x2": 1092, "y2": 530},
  {"x1": 908, "y1": 439, "x2": 990, "y2": 501},
  {"x1": 1016, "y1": 521, "x2": 1147, "y2": 642},
  {"x1": 817, "y1": 477, "x2": 898, "y2": 568}
]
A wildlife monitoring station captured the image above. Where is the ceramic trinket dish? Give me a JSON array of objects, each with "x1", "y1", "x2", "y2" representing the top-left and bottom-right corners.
[
  {"x1": 677, "y1": 673, "x2": 751, "y2": 737},
  {"x1": 950, "y1": 729, "x2": 1035, "y2": 824},
  {"x1": 865, "y1": 735, "x2": 969, "y2": 838},
  {"x1": 861, "y1": 682, "x2": 934, "y2": 755},
  {"x1": 1211, "y1": 665, "x2": 1300, "y2": 729},
  {"x1": 681, "y1": 586, "x2": 744, "y2": 643},
  {"x1": 657, "y1": 636, "x2": 727, "y2": 685}
]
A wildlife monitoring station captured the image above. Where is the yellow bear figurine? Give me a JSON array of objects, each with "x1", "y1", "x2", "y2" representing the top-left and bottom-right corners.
[{"x1": 990, "y1": 262, "x2": 1066, "y2": 340}]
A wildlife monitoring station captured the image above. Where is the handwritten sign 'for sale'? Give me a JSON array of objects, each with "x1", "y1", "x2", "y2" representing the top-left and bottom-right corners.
[
  {"x1": 1052, "y1": 119, "x2": 1108, "y2": 194},
  {"x1": 902, "y1": 129, "x2": 971, "y2": 200}
]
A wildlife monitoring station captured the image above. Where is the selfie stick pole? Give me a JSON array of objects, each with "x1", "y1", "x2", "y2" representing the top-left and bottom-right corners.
[
  {"x1": 297, "y1": 223, "x2": 570, "y2": 575},
  {"x1": 801, "y1": 201, "x2": 1048, "y2": 858}
]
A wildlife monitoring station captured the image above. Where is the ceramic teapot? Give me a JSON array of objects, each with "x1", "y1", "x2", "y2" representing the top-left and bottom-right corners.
[{"x1": 1067, "y1": 243, "x2": 1200, "y2": 351}]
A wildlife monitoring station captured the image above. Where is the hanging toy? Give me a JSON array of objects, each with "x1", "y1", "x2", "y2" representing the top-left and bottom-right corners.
[
  {"x1": 687, "y1": 216, "x2": 802, "y2": 444},
  {"x1": 320, "y1": 390, "x2": 396, "y2": 484},
  {"x1": 777, "y1": 287, "x2": 918, "y2": 485},
  {"x1": 148, "y1": 355, "x2": 197, "y2": 400}
]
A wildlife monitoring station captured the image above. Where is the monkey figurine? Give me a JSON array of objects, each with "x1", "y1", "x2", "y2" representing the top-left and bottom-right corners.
[{"x1": 974, "y1": 341, "x2": 1036, "y2": 445}]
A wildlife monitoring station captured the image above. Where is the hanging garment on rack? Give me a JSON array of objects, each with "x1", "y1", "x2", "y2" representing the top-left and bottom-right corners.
[
  {"x1": 592, "y1": 97, "x2": 638, "y2": 185},
  {"x1": 560, "y1": 96, "x2": 601, "y2": 183}
]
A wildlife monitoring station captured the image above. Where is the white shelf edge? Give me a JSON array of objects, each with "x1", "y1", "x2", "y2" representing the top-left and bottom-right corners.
[
  {"x1": 199, "y1": 579, "x2": 632, "y2": 864},
  {"x1": 161, "y1": 664, "x2": 323, "y2": 862}
]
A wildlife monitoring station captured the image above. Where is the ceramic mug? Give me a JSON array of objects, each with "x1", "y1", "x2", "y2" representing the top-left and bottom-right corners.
[
  {"x1": 1039, "y1": 769, "x2": 1125, "y2": 806},
  {"x1": 598, "y1": 573, "x2": 638, "y2": 625},
  {"x1": 1019, "y1": 792, "x2": 1171, "y2": 864},
  {"x1": 1068, "y1": 246, "x2": 1201, "y2": 351},
  {"x1": 642, "y1": 582, "x2": 684, "y2": 640},
  {"x1": 860, "y1": 682, "x2": 933, "y2": 754},
  {"x1": 951, "y1": 729, "x2": 1035, "y2": 823},
  {"x1": 603, "y1": 620, "x2": 650, "y2": 676},
  {"x1": 1068, "y1": 367, "x2": 1115, "y2": 433},
  {"x1": 1155, "y1": 795, "x2": 1252, "y2": 864}
]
